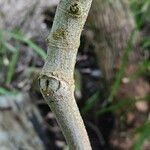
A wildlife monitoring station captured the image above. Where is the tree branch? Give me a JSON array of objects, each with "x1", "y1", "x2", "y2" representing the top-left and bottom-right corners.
[{"x1": 39, "y1": 0, "x2": 92, "y2": 149}]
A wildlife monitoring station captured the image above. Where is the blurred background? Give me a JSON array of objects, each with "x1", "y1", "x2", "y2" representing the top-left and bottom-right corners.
[{"x1": 0, "y1": 0, "x2": 149, "y2": 149}]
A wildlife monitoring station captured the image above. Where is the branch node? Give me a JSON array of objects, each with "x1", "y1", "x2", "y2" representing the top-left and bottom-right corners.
[
  {"x1": 52, "y1": 28, "x2": 68, "y2": 40},
  {"x1": 39, "y1": 75, "x2": 61, "y2": 94},
  {"x1": 69, "y1": 2, "x2": 82, "y2": 18}
]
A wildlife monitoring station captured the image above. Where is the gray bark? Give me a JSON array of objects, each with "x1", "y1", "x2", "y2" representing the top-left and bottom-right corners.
[
  {"x1": 0, "y1": 93, "x2": 45, "y2": 150},
  {"x1": 40, "y1": 0, "x2": 93, "y2": 149}
]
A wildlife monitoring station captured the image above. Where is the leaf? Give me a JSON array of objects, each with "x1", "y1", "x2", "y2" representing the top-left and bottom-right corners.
[
  {"x1": 6, "y1": 49, "x2": 19, "y2": 85},
  {"x1": 81, "y1": 91, "x2": 99, "y2": 115},
  {"x1": 132, "y1": 121, "x2": 150, "y2": 150},
  {"x1": 97, "y1": 95, "x2": 150, "y2": 115},
  {"x1": 108, "y1": 30, "x2": 136, "y2": 102},
  {"x1": 0, "y1": 87, "x2": 18, "y2": 95},
  {"x1": 1, "y1": 30, "x2": 47, "y2": 60}
]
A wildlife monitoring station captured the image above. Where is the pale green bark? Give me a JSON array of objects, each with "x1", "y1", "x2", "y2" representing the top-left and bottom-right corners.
[{"x1": 39, "y1": 0, "x2": 92, "y2": 149}]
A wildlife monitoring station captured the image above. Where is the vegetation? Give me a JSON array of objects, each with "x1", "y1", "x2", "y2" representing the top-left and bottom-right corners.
[{"x1": 0, "y1": 0, "x2": 149, "y2": 149}]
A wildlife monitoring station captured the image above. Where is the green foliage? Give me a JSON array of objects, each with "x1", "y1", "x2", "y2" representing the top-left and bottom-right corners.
[
  {"x1": 96, "y1": 1, "x2": 150, "y2": 147},
  {"x1": 81, "y1": 91, "x2": 99, "y2": 115},
  {"x1": 108, "y1": 30, "x2": 136, "y2": 102},
  {"x1": 0, "y1": 30, "x2": 46, "y2": 95},
  {"x1": 130, "y1": 59, "x2": 150, "y2": 79},
  {"x1": 97, "y1": 95, "x2": 150, "y2": 115},
  {"x1": 96, "y1": 0, "x2": 150, "y2": 143},
  {"x1": 141, "y1": 37, "x2": 150, "y2": 50},
  {"x1": 7, "y1": 31, "x2": 47, "y2": 60},
  {"x1": 131, "y1": 0, "x2": 150, "y2": 29},
  {"x1": 0, "y1": 87, "x2": 18, "y2": 95},
  {"x1": 132, "y1": 121, "x2": 150, "y2": 150},
  {"x1": 5, "y1": 48, "x2": 19, "y2": 85}
]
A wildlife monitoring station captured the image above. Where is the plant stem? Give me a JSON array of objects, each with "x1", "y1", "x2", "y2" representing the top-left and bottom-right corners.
[{"x1": 40, "y1": 0, "x2": 92, "y2": 149}]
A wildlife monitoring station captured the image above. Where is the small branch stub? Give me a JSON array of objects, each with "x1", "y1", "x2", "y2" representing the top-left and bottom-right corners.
[
  {"x1": 53, "y1": 28, "x2": 68, "y2": 40},
  {"x1": 69, "y1": 2, "x2": 82, "y2": 18}
]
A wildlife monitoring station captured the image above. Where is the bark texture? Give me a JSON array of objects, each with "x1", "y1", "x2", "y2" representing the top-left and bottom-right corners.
[
  {"x1": 0, "y1": 93, "x2": 45, "y2": 150},
  {"x1": 40, "y1": 0, "x2": 92, "y2": 149},
  {"x1": 87, "y1": 0, "x2": 150, "y2": 149},
  {"x1": 87, "y1": 0, "x2": 137, "y2": 80},
  {"x1": 0, "y1": 0, "x2": 58, "y2": 38}
]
